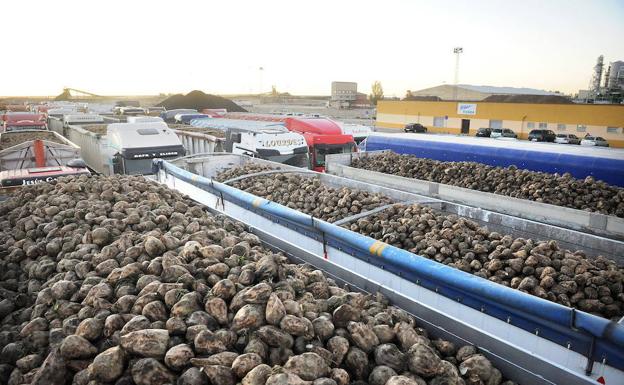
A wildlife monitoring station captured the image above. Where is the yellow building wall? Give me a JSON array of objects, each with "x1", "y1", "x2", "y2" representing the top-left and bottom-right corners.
[{"x1": 377, "y1": 101, "x2": 624, "y2": 147}]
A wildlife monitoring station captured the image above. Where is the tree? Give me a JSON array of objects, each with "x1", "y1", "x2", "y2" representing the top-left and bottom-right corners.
[
  {"x1": 370, "y1": 81, "x2": 384, "y2": 105},
  {"x1": 405, "y1": 90, "x2": 412, "y2": 99}
]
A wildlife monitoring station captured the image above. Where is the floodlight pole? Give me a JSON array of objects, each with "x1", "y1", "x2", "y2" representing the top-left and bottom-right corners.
[{"x1": 453, "y1": 47, "x2": 463, "y2": 100}]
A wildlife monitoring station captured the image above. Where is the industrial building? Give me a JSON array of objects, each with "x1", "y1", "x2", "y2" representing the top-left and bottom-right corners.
[
  {"x1": 406, "y1": 84, "x2": 558, "y2": 101},
  {"x1": 331, "y1": 81, "x2": 357, "y2": 101},
  {"x1": 580, "y1": 56, "x2": 624, "y2": 103},
  {"x1": 330, "y1": 81, "x2": 357, "y2": 108},
  {"x1": 376, "y1": 100, "x2": 624, "y2": 147}
]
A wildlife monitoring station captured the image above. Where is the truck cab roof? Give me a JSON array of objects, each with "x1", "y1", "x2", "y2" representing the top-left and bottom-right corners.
[
  {"x1": 107, "y1": 122, "x2": 185, "y2": 159},
  {"x1": 63, "y1": 114, "x2": 105, "y2": 125}
]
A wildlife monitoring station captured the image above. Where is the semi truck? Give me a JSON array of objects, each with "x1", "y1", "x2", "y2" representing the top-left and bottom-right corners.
[
  {"x1": 0, "y1": 130, "x2": 89, "y2": 188},
  {"x1": 108, "y1": 122, "x2": 185, "y2": 175},
  {"x1": 336, "y1": 121, "x2": 373, "y2": 144},
  {"x1": 154, "y1": 153, "x2": 624, "y2": 385},
  {"x1": 2, "y1": 113, "x2": 48, "y2": 132},
  {"x1": 223, "y1": 113, "x2": 356, "y2": 171},
  {"x1": 174, "y1": 113, "x2": 211, "y2": 124},
  {"x1": 184, "y1": 118, "x2": 309, "y2": 167},
  {"x1": 160, "y1": 109, "x2": 198, "y2": 122},
  {"x1": 50, "y1": 115, "x2": 184, "y2": 175}
]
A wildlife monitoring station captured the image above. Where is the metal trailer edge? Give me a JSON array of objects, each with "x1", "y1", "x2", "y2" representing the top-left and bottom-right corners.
[
  {"x1": 154, "y1": 158, "x2": 624, "y2": 385},
  {"x1": 0, "y1": 130, "x2": 81, "y2": 171},
  {"x1": 169, "y1": 129, "x2": 224, "y2": 156},
  {"x1": 325, "y1": 151, "x2": 624, "y2": 241}
]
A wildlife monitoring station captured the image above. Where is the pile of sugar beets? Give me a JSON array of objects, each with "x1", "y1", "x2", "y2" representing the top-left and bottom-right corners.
[
  {"x1": 350, "y1": 152, "x2": 624, "y2": 217},
  {"x1": 0, "y1": 174, "x2": 515, "y2": 385},
  {"x1": 216, "y1": 164, "x2": 624, "y2": 320}
]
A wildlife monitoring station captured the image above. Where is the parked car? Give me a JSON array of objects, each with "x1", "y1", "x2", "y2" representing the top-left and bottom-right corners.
[
  {"x1": 404, "y1": 123, "x2": 427, "y2": 133},
  {"x1": 475, "y1": 127, "x2": 492, "y2": 137},
  {"x1": 528, "y1": 129, "x2": 556, "y2": 142},
  {"x1": 554, "y1": 133, "x2": 581, "y2": 145},
  {"x1": 490, "y1": 128, "x2": 517, "y2": 138},
  {"x1": 580, "y1": 136, "x2": 609, "y2": 147}
]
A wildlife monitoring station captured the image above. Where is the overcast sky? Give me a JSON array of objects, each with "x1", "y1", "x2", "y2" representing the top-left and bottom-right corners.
[{"x1": 2, "y1": 0, "x2": 623, "y2": 97}]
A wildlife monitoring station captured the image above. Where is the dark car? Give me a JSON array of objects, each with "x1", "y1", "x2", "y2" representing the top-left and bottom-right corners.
[
  {"x1": 476, "y1": 127, "x2": 491, "y2": 137},
  {"x1": 528, "y1": 129, "x2": 556, "y2": 142},
  {"x1": 404, "y1": 123, "x2": 427, "y2": 133}
]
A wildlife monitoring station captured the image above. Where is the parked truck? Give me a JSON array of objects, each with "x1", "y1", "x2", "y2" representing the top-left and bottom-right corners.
[
  {"x1": 224, "y1": 113, "x2": 356, "y2": 171},
  {"x1": 0, "y1": 130, "x2": 89, "y2": 188},
  {"x1": 154, "y1": 153, "x2": 624, "y2": 385},
  {"x1": 160, "y1": 109, "x2": 198, "y2": 122},
  {"x1": 182, "y1": 118, "x2": 310, "y2": 167},
  {"x1": 2, "y1": 113, "x2": 48, "y2": 132},
  {"x1": 53, "y1": 116, "x2": 185, "y2": 175}
]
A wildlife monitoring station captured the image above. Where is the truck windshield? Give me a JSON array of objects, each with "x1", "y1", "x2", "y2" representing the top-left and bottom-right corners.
[
  {"x1": 266, "y1": 153, "x2": 310, "y2": 169},
  {"x1": 6, "y1": 125, "x2": 46, "y2": 131},
  {"x1": 314, "y1": 143, "x2": 354, "y2": 167}
]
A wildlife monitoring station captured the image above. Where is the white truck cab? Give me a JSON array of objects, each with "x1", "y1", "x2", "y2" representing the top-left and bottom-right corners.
[
  {"x1": 336, "y1": 122, "x2": 373, "y2": 144},
  {"x1": 126, "y1": 116, "x2": 164, "y2": 124},
  {"x1": 107, "y1": 122, "x2": 185, "y2": 175},
  {"x1": 190, "y1": 118, "x2": 309, "y2": 168},
  {"x1": 63, "y1": 114, "x2": 105, "y2": 127}
]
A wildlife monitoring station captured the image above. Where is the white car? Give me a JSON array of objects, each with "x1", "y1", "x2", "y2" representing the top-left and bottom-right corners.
[
  {"x1": 580, "y1": 136, "x2": 609, "y2": 147},
  {"x1": 490, "y1": 128, "x2": 517, "y2": 138},
  {"x1": 554, "y1": 134, "x2": 581, "y2": 145}
]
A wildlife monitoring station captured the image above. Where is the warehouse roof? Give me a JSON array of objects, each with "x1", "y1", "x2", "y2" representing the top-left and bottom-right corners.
[{"x1": 456, "y1": 84, "x2": 557, "y2": 95}]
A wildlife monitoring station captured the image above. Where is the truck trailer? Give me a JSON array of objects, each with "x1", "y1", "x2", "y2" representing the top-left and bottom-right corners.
[
  {"x1": 359, "y1": 132, "x2": 624, "y2": 187},
  {"x1": 154, "y1": 153, "x2": 624, "y2": 385},
  {"x1": 0, "y1": 130, "x2": 89, "y2": 188},
  {"x1": 185, "y1": 118, "x2": 310, "y2": 167},
  {"x1": 224, "y1": 113, "x2": 356, "y2": 171},
  {"x1": 2, "y1": 113, "x2": 48, "y2": 132}
]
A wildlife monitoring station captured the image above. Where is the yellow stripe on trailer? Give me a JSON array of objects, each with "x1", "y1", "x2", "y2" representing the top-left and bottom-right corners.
[{"x1": 369, "y1": 241, "x2": 387, "y2": 256}]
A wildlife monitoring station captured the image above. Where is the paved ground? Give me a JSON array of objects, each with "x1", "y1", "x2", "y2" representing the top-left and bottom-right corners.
[{"x1": 249, "y1": 103, "x2": 376, "y2": 126}]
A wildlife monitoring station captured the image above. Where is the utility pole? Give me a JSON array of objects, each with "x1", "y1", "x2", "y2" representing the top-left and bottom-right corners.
[
  {"x1": 453, "y1": 47, "x2": 463, "y2": 100},
  {"x1": 258, "y1": 66, "x2": 264, "y2": 96}
]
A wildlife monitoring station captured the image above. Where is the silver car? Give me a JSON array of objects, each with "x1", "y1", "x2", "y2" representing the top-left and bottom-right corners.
[
  {"x1": 580, "y1": 136, "x2": 609, "y2": 147},
  {"x1": 554, "y1": 133, "x2": 581, "y2": 145}
]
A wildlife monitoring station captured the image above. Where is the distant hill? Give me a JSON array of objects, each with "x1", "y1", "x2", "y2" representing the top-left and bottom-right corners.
[{"x1": 157, "y1": 90, "x2": 247, "y2": 112}]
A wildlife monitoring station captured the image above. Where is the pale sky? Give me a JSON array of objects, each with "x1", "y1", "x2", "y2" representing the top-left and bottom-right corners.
[{"x1": 3, "y1": 0, "x2": 623, "y2": 97}]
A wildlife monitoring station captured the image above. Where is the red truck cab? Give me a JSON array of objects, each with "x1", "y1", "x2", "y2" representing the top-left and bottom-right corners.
[
  {"x1": 2, "y1": 113, "x2": 47, "y2": 132},
  {"x1": 284, "y1": 117, "x2": 355, "y2": 171}
]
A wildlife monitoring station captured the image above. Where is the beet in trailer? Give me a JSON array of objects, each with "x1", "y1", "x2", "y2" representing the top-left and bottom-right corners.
[
  {"x1": 154, "y1": 153, "x2": 624, "y2": 385},
  {"x1": 324, "y1": 151, "x2": 624, "y2": 241}
]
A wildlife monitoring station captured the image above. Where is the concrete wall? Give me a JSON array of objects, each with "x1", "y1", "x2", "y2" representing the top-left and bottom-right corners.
[{"x1": 377, "y1": 100, "x2": 624, "y2": 146}]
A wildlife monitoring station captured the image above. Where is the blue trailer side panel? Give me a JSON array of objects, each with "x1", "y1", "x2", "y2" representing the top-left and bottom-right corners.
[{"x1": 364, "y1": 135, "x2": 624, "y2": 186}]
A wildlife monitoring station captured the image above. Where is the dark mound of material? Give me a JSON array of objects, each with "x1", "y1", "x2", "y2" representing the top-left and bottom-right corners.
[
  {"x1": 483, "y1": 94, "x2": 573, "y2": 104},
  {"x1": 157, "y1": 90, "x2": 247, "y2": 112}
]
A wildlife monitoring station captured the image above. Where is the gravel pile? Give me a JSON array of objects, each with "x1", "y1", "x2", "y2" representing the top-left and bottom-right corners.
[
  {"x1": 215, "y1": 166, "x2": 624, "y2": 320},
  {"x1": 0, "y1": 175, "x2": 514, "y2": 385},
  {"x1": 157, "y1": 91, "x2": 246, "y2": 113},
  {"x1": 0, "y1": 132, "x2": 64, "y2": 150},
  {"x1": 351, "y1": 152, "x2": 624, "y2": 217}
]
